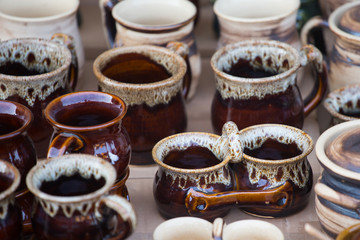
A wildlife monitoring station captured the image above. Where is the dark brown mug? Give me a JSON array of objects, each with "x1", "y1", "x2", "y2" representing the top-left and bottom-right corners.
[
  {"x1": 94, "y1": 45, "x2": 188, "y2": 165},
  {"x1": 211, "y1": 39, "x2": 328, "y2": 134},
  {"x1": 26, "y1": 154, "x2": 136, "y2": 240},
  {"x1": 0, "y1": 100, "x2": 37, "y2": 234},
  {"x1": 44, "y1": 91, "x2": 131, "y2": 179},
  {"x1": 0, "y1": 35, "x2": 78, "y2": 158},
  {"x1": 0, "y1": 159, "x2": 23, "y2": 240}
]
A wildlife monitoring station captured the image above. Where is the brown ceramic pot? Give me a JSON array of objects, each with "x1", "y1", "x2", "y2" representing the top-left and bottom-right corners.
[
  {"x1": 0, "y1": 36, "x2": 76, "y2": 158},
  {"x1": 210, "y1": 40, "x2": 327, "y2": 134},
  {"x1": 0, "y1": 160, "x2": 22, "y2": 240},
  {"x1": 45, "y1": 91, "x2": 131, "y2": 179},
  {"x1": 26, "y1": 154, "x2": 136, "y2": 240},
  {"x1": 94, "y1": 45, "x2": 188, "y2": 165}
]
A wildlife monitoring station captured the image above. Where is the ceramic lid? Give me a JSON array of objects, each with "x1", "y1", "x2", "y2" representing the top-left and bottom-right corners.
[
  {"x1": 326, "y1": 128, "x2": 360, "y2": 173},
  {"x1": 339, "y1": 5, "x2": 360, "y2": 36}
]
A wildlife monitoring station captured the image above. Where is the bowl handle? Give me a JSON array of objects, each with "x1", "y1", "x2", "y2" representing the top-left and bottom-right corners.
[
  {"x1": 185, "y1": 182, "x2": 293, "y2": 215},
  {"x1": 315, "y1": 182, "x2": 360, "y2": 213}
]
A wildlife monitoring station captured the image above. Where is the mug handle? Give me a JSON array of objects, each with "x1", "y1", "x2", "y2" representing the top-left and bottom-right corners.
[
  {"x1": 47, "y1": 133, "x2": 84, "y2": 158},
  {"x1": 96, "y1": 195, "x2": 136, "y2": 240},
  {"x1": 99, "y1": 0, "x2": 120, "y2": 48},
  {"x1": 51, "y1": 33, "x2": 79, "y2": 91},
  {"x1": 166, "y1": 41, "x2": 192, "y2": 100},
  {"x1": 212, "y1": 218, "x2": 224, "y2": 240},
  {"x1": 185, "y1": 182, "x2": 293, "y2": 215},
  {"x1": 315, "y1": 182, "x2": 360, "y2": 212},
  {"x1": 299, "y1": 44, "x2": 328, "y2": 117},
  {"x1": 300, "y1": 16, "x2": 329, "y2": 47}
]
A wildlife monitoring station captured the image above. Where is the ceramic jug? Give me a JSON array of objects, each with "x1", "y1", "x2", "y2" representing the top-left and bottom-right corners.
[{"x1": 301, "y1": 1, "x2": 360, "y2": 91}]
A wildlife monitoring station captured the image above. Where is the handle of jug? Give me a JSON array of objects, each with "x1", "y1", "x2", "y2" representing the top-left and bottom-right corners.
[
  {"x1": 96, "y1": 195, "x2": 137, "y2": 240},
  {"x1": 47, "y1": 133, "x2": 84, "y2": 158},
  {"x1": 300, "y1": 44, "x2": 328, "y2": 117},
  {"x1": 185, "y1": 182, "x2": 293, "y2": 215},
  {"x1": 166, "y1": 41, "x2": 192, "y2": 100},
  {"x1": 99, "y1": 0, "x2": 120, "y2": 48},
  {"x1": 51, "y1": 33, "x2": 79, "y2": 91}
]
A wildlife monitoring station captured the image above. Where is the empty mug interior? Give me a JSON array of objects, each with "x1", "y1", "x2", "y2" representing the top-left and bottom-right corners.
[
  {"x1": 0, "y1": 101, "x2": 32, "y2": 137},
  {"x1": 214, "y1": 0, "x2": 299, "y2": 20},
  {"x1": 153, "y1": 217, "x2": 213, "y2": 240},
  {"x1": 213, "y1": 41, "x2": 299, "y2": 80},
  {"x1": 45, "y1": 91, "x2": 126, "y2": 129},
  {"x1": 0, "y1": 0, "x2": 78, "y2": 20},
  {"x1": 112, "y1": 0, "x2": 196, "y2": 27},
  {"x1": 0, "y1": 39, "x2": 70, "y2": 77}
]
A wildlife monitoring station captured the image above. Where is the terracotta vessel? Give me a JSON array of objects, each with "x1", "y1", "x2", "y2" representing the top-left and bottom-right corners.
[
  {"x1": 26, "y1": 154, "x2": 136, "y2": 240},
  {"x1": 45, "y1": 91, "x2": 131, "y2": 179},
  {"x1": 315, "y1": 120, "x2": 360, "y2": 238},
  {"x1": 210, "y1": 39, "x2": 328, "y2": 134}
]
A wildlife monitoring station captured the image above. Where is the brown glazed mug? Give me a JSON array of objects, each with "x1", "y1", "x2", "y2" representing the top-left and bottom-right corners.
[
  {"x1": 26, "y1": 154, "x2": 136, "y2": 240},
  {"x1": 0, "y1": 34, "x2": 78, "y2": 158},
  {"x1": 211, "y1": 39, "x2": 328, "y2": 134},
  {"x1": 94, "y1": 45, "x2": 188, "y2": 165},
  {"x1": 0, "y1": 159, "x2": 22, "y2": 240},
  {"x1": 186, "y1": 123, "x2": 314, "y2": 218},
  {"x1": 0, "y1": 100, "x2": 36, "y2": 234},
  {"x1": 152, "y1": 122, "x2": 243, "y2": 220},
  {"x1": 44, "y1": 91, "x2": 131, "y2": 180}
]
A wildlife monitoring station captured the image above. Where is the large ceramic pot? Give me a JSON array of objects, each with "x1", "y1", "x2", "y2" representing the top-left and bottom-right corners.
[{"x1": 315, "y1": 119, "x2": 360, "y2": 238}]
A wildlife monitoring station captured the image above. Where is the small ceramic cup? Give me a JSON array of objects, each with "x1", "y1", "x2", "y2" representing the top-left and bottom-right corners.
[
  {"x1": 107, "y1": 0, "x2": 201, "y2": 99},
  {"x1": 324, "y1": 84, "x2": 360, "y2": 127},
  {"x1": 210, "y1": 39, "x2": 328, "y2": 134},
  {"x1": 44, "y1": 91, "x2": 131, "y2": 180},
  {"x1": 212, "y1": 218, "x2": 284, "y2": 240},
  {"x1": 214, "y1": 0, "x2": 301, "y2": 49},
  {"x1": 0, "y1": 36, "x2": 77, "y2": 158},
  {"x1": 153, "y1": 217, "x2": 213, "y2": 240},
  {"x1": 94, "y1": 45, "x2": 188, "y2": 165},
  {"x1": 0, "y1": 0, "x2": 84, "y2": 79},
  {"x1": 0, "y1": 159, "x2": 22, "y2": 240},
  {"x1": 152, "y1": 122, "x2": 243, "y2": 220},
  {"x1": 26, "y1": 154, "x2": 136, "y2": 240}
]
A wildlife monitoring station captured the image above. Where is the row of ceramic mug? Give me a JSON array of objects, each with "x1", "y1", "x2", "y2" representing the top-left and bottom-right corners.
[{"x1": 0, "y1": 154, "x2": 136, "y2": 240}]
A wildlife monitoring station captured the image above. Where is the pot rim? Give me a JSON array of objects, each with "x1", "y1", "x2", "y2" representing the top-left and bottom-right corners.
[{"x1": 316, "y1": 119, "x2": 360, "y2": 181}]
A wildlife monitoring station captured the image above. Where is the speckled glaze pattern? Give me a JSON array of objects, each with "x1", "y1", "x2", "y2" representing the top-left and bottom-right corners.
[
  {"x1": 0, "y1": 160, "x2": 22, "y2": 240},
  {"x1": 26, "y1": 154, "x2": 136, "y2": 240},
  {"x1": 324, "y1": 84, "x2": 360, "y2": 126},
  {"x1": 211, "y1": 40, "x2": 327, "y2": 133},
  {"x1": 109, "y1": 0, "x2": 201, "y2": 99},
  {"x1": 152, "y1": 125, "x2": 242, "y2": 220},
  {"x1": 0, "y1": 0, "x2": 85, "y2": 79},
  {"x1": 232, "y1": 124, "x2": 314, "y2": 217},
  {"x1": 214, "y1": 0, "x2": 301, "y2": 49}
]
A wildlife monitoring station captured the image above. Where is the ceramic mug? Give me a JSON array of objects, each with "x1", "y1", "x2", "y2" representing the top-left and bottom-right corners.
[
  {"x1": 210, "y1": 39, "x2": 328, "y2": 134},
  {"x1": 315, "y1": 120, "x2": 360, "y2": 237},
  {"x1": 152, "y1": 122, "x2": 243, "y2": 220},
  {"x1": 26, "y1": 154, "x2": 136, "y2": 240},
  {"x1": 0, "y1": 0, "x2": 84, "y2": 80},
  {"x1": 0, "y1": 160, "x2": 22, "y2": 240},
  {"x1": 44, "y1": 91, "x2": 131, "y2": 180},
  {"x1": 323, "y1": 84, "x2": 360, "y2": 127},
  {"x1": 0, "y1": 100, "x2": 36, "y2": 234},
  {"x1": 212, "y1": 218, "x2": 284, "y2": 240},
  {"x1": 153, "y1": 217, "x2": 213, "y2": 240},
  {"x1": 94, "y1": 45, "x2": 188, "y2": 165},
  {"x1": 301, "y1": 1, "x2": 360, "y2": 91},
  {"x1": 0, "y1": 36, "x2": 76, "y2": 158},
  {"x1": 105, "y1": 0, "x2": 201, "y2": 100},
  {"x1": 186, "y1": 123, "x2": 314, "y2": 218},
  {"x1": 213, "y1": 0, "x2": 301, "y2": 49}
]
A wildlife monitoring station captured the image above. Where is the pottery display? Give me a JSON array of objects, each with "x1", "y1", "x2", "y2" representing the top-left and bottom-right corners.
[
  {"x1": 94, "y1": 45, "x2": 188, "y2": 165},
  {"x1": 301, "y1": 1, "x2": 360, "y2": 91},
  {"x1": 210, "y1": 39, "x2": 328, "y2": 134},
  {"x1": 315, "y1": 120, "x2": 360, "y2": 238}
]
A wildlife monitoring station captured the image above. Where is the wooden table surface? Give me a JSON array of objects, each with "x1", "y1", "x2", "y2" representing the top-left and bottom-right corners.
[{"x1": 78, "y1": 1, "x2": 328, "y2": 239}]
